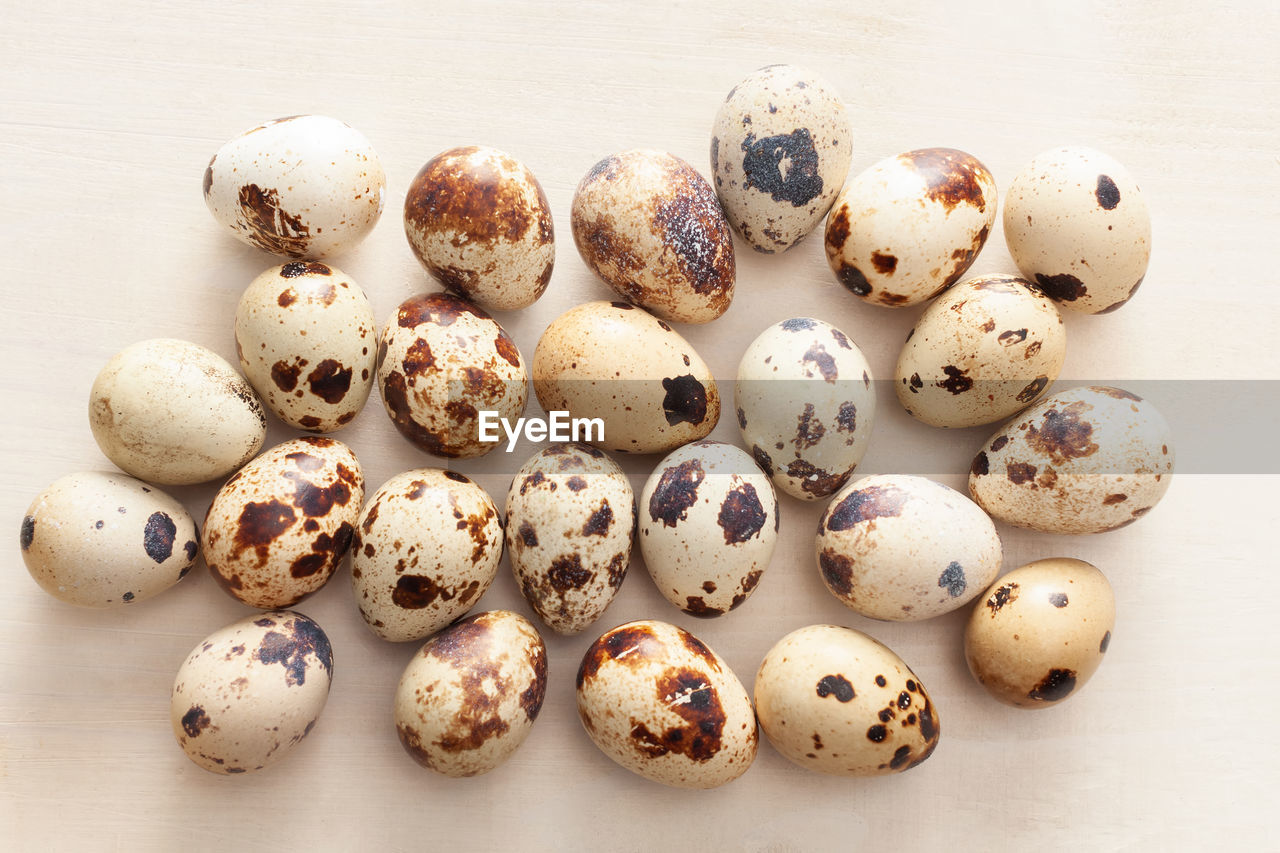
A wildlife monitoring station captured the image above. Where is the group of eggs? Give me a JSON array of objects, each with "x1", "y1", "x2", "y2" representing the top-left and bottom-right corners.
[{"x1": 18, "y1": 64, "x2": 1174, "y2": 788}]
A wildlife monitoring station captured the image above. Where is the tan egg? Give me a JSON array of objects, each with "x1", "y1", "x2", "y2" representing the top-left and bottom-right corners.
[
  {"x1": 735, "y1": 317, "x2": 876, "y2": 501},
  {"x1": 377, "y1": 292, "x2": 527, "y2": 459},
  {"x1": 965, "y1": 558, "x2": 1116, "y2": 708},
  {"x1": 825, "y1": 148, "x2": 996, "y2": 307},
  {"x1": 1003, "y1": 147, "x2": 1151, "y2": 313},
  {"x1": 20, "y1": 472, "x2": 198, "y2": 607},
  {"x1": 711, "y1": 64, "x2": 851, "y2": 253},
  {"x1": 505, "y1": 444, "x2": 636, "y2": 635},
  {"x1": 571, "y1": 150, "x2": 734, "y2": 324},
  {"x1": 351, "y1": 469, "x2": 501, "y2": 643},
  {"x1": 575, "y1": 620, "x2": 757, "y2": 789},
  {"x1": 394, "y1": 610, "x2": 547, "y2": 777},
  {"x1": 895, "y1": 274, "x2": 1066, "y2": 428},
  {"x1": 816, "y1": 474, "x2": 1002, "y2": 621},
  {"x1": 968, "y1": 385, "x2": 1174, "y2": 534},
  {"x1": 171, "y1": 610, "x2": 333, "y2": 775},
  {"x1": 202, "y1": 438, "x2": 363, "y2": 609},
  {"x1": 89, "y1": 338, "x2": 267, "y2": 485},
  {"x1": 235, "y1": 261, "x2": 377, "y2": 433},
  {"x1": 638, "y1": 441, "x2": 778, "y2": 618},
  {"x1": 754, "y1": 624, "x2": 940, "y2": 776},
  {"x1": 404, "y1": 146, "x2": 555, "y2": 311},
  {"x1": 532, "y1": 301, "x2": 720, "y2": 454}
]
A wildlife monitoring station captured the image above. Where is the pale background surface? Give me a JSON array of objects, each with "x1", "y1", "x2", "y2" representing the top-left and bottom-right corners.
[{"x1": 2, "y1": 2, "x2": 1276, "y2": 850}]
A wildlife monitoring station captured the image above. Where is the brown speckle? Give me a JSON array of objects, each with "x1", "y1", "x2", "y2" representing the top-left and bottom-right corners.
[
  {"x1": 1028, "y1": 668, "x2": 1077, "y2": 702},
  {"x1": 1035, "y1": 273, "x2": 1087, "y2": 303},
  {"x1": 826, "y1": 484, "x2": 907, "y2": 531},
  {"x1": 938, "y1": 365, "x2": 973, "y2": 395},
  {"x1": 1049, "y1": 592, "x2": 1068, "y2": 607},
  {"x1": 648, "y1": 459, "x2": 704, "y2": 527},
  {"x1": 717, "y1": 482, "x2": 766, "y2": 544},
  {"x1": 1026, "y1": 401, "x2": 1099, "y2": 463},
  {"x1": 871, "y1": 252, "x2": 898, "y2": 275},
  {"x1": 987, "y1": 582, "x2": 1019, "y2": 613},
  {"x1": 816, "y1": 674, "x2": 854, "y2": 702},
  {"x1": 1006, "y1": 462, "x2": 1037, "y2": 484},
  {"x1": 181, "y1": 706, "x2": 212, "y2": 738}
]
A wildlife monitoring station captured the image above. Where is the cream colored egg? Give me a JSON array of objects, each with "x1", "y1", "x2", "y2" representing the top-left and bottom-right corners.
[
  {"x1": 575, "y1": 620, "x2": 757, "y2": 789},
  {"x1": 968, "y1": 385, "x2": 1174, "y2": 534}
]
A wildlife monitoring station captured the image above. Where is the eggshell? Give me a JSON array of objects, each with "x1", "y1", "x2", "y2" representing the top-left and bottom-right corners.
[
  {"x1": 505, "y1": 444, "x2": 636, "y2": 635},
  {"x1": 895, "y1": 273, "x2": 1066, "y2": 428},
  {"x1": 638, "y1": 441, "x2": 778, "y2": 617},
  {"x1": 575, "y1": 620, "x2": 757, "y2": 789},
  {"x1": 571, "y1": 150, "x2": 734, "y2": 324},
  {"x1": 235, "y1": 261, "x2": 377, "y2": 432},
  {"x1": 532, "y1": 301, "x2": 720, "y2": 454},
  {"x1": 825, "y1": 148, "x2": 997, "y2": 307},
  {"x1": 1003, "y1": 147, "x2": 1151, "y2": 313},
  {"x1": 20, "y1": 472, "x2": 198, "y2": 607},
  {"x1": 753, "y1": 624, "x2": 940, "y2": 776},
  {"x1": 203, "y1": 114, "x2": 385, "y2": 258},
  {"x1": 736, "y1": 317, "x2": 876, "y2": 501},
  {"x1": 968, "y1": 385, "x2": 1174, "y2": 534},
  {"x1": 965, "y1": 558, "x2": 1116, "y2": 708},
  {"x1": 711, "y1": 65, "x2": 851, "y2": 253},
  {"x1": 404, "y1": 146, "x2": 555, "y2": 311},
  {"x1": 202, "y1": 438, "x2": 363, "y2": 609},
  {"x1": 377, "y1": 292, "x2": 527, "y2": 459},
  {"x1": 171, "y1": 610, "x2": 333, "y2": 775},
  {"x1": 89, "y1": 338, "x2": 267, "y2": 485},
  {"x1": 816, "y1": 474, "x2": 1002, "y2": 621},
  {"x1": 351, "y1": 469, "x2": 501, "y2": 643},
  {"x1": 394, "y1": 610, "x2": 548, "y2": 777}
]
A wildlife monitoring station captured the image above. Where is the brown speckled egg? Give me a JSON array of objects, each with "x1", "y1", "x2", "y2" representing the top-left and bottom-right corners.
[
  {"x1": 533, "y1": 301, "x2": 719, "y2": 454},
  {"x1": 202, "y1": 438, "x2": 363, "y2": 609},
  {"x1": 404, "y1": 146, "x2": 555, "y2": 311},
  {"x1": 638, "y1": 441, "x2": 778, "y2": 618},
  {"x1": 571, "y1": 150, "x2": 734, "y2": 324},
  {"x1": 816, "y1": 474, "x2": 1002, "y2": 621},
  {"x1": 1003, "y1": 147, "x2": 1151, "y2": 314},
  {"x1": 965, "y1": 558, "x2": 1116, "y2": 708},
  {"x1": 825, "y1": 148, "x2": 997, "y2": 307},
  {"x1": 20, "y1": 472, "x2": 198, "y2": 607},
  {"x1": 575, "y1": 620, "x2": 757, "y2": 789},
  {"x1": 351, "y1": 469, "x2": 501, "y2": 643},
  {"x1": 171, "y1": 610, "x2": 332, "y2": 775},
  {"x1": 969, "y1": 385, "x2": 1174, "y2": 534},
  {"x1": 895, "y1": 274, "x2": 1066, "y2": 428},
  {"x1": 505, "y1": 444, "x2": 636, "y2": 635},
  {"x1": 377, "y1": 292, "x2": 527, "y2": 459},
  {"x1": 754, "y1": 625, "x2": 939, "y2": 776},
  {"x1": 235, "y1": 261, "x2": 377, "y2": 433},
  {"x1": 394, "y1": 610, "x2": 547, "y2": 777}
]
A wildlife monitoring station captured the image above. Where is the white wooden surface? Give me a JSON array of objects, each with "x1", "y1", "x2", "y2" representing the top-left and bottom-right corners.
[{"x1": 2, "y1": 2, "x2": 1276, "y2": 850}]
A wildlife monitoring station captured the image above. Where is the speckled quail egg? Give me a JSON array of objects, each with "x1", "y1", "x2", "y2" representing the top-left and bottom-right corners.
[
  {"x1": 969, "y1": 385, "x2": 1174, "y2": 534},
  {"x1": 571, "y1": 150, "x2": 734, "y2": 324},
  {"x1": 404, "y1": 146, "x2": 555, "y2": 311},
  {"x1": 965, "y1": 558, "x2": 1116, "y2": 708},
  {"x1": 575, "y1": 620, "x2": 757, "y2": 789},
  {"x1": 171, "y1": 610, "x2": 332, "y2": 775},
  {"x1": 235, "y1": 261, "x2": 377, "y2": 432},
  {"x1": 203, "y1": 115, "x2": 385, "y2": 258},
  {"x1": 203, "y1": 438, "x2": 363, "y2": 609},
  {"x1": 533, "y1": 301, "x2": 720, "y2": 454},
  {"x1": 505, "y1": 444, "x2": 636, "y2": 635},
  {"x1": 89, "y1": 338, "x2": 266, "y2": 485},
  {"x1": 825, "y1": 148, "x2": 997, "y2": 307},
  {"x1": 754, "y1": 624, "x2": 940, "y2": 776},
  {"x1": 711, "y1": 64, "x2": 851, "y2": 253},
  {"x1": 895, "y1": 273, "x2": 1066, "y2": 428},
  {"x1": 351, "y1": 469, "x2": 501, "y2": 643},
  {"x1": 20, "y1": 472, "x2": 198, "y2": 607},
  {"x1": 736, "y1": 317, "x2": 876, "y2": 501},
  {"x1": 1003, "y1": 147, "x2": 1151, "y2": 313},
  {"x1": 816, "y1": 474, "x2": 1002, "y2": 621},
  {"x1": 638, "y1": 441, "x2": 778, "y2": 618},
  {"x1": 395, "y1": 610, "x2": 548, "y2": 777},
  {"x1": 377, "y1": 292, "x2": 527, "y2": 459}
]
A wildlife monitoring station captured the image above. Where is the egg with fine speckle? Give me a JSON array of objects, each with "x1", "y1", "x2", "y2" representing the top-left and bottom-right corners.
[
  {"x1": 966, "y1": 558, "x2": 1116, "y2": 708},
  {"x1": 203, "y1": 115, "x2": 385, "y2": 258},
  {"x1": 816, "y1": 474, "x2": 1002, "y2": 621},
  {"x1": 638, "y1": 441, "x2": 778, "y2": 618}
]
